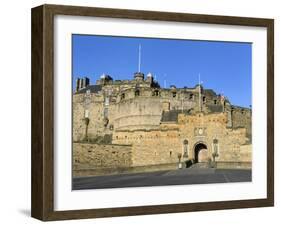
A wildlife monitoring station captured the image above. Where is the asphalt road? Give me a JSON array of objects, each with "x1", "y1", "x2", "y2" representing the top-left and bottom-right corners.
[{"x1": 72, "y1": 168, "x2": 252, "y2": 190}]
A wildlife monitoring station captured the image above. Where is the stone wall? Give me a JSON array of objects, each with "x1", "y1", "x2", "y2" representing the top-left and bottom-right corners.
[
  {"x1": 72, "y1": 78, "x2": 252, "y2": 174},
  {"x1": 113, "y1": 97, "x2": 163, "y2": 131},
  {"x1": 112, "y1": 112, "x2": 251, "y2": 167},
  {"x1": 72, "y1": 84, "x2": 225, "y2": 141},
  {"x1": 113, "y1": 129, "x2": 182, "y2": 166},
  {"x1": 177, "y1": 112, "x2": 251, "y2": 163},
  {"x1": 73, "y1": 143, "x2": 132, "y2": 170},
  {"x1": 73, "y1": 94, "x2": 107, "y2": 141},
  {"x1": 232, "y1": 107, "x2": 252, "y2": 138},
  {"x1": 239, "y1": 144, "x2": 252, "y2": 162}
]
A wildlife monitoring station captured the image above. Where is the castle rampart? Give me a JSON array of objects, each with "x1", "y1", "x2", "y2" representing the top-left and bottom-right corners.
[{"x1": 73, "y1": 72, "x2": 252, "y2": 176}]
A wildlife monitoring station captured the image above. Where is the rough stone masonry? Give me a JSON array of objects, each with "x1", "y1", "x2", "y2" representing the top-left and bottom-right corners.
[{"x1": 73, "y1": 72, "x2": 251, "y2": 177}]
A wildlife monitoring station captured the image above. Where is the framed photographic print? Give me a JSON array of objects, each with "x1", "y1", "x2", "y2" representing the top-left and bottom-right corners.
[{"x1": 31, "y1": 4, "x2": 274, "y2": 221}]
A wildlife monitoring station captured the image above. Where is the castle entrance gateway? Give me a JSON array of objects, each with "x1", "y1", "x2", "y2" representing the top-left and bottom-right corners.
[{"x1": 194, "y1": 143, "x2": 208, "y2": 163}]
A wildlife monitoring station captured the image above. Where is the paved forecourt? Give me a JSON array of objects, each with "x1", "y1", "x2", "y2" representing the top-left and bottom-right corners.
[{"x1": 72, "y1": 168, "x2": 252, "y2": 190}]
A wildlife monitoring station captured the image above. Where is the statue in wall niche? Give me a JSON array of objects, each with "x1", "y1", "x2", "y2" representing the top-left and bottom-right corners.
[
  {"x1": 183, "y1": 139, "x2": 189, "y2": 158},
  {"x1": 211, "y1": 139, "x2": 219, "y2": 168}
]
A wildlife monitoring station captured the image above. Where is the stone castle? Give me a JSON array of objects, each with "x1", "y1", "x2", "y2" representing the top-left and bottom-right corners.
[{"x1": 73, "y1": 72, "x2": 252, "y2": 176}]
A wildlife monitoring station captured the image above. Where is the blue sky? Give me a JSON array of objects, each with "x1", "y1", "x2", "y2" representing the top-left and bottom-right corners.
[{"x1": 72, "y1": 35, "x2": 252, "y2": 108}]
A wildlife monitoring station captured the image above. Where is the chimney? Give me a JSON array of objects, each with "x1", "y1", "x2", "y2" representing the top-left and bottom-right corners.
[
  {"x1": 78, "y1": 78, "x2": 83, "y2": 90},
  {"x1": 84, "y1": 77, "x2": 90, "y2": 87},
  {"x1": 82, "y1": 78, "x2": 86, "y2": 88},
  {"x1": 76, "y1": 77, "x2": 90, "y2": 91}
]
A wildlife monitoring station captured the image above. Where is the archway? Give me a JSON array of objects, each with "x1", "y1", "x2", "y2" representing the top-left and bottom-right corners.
[{"x1": 194, "y1": 143, "x2": 208, "y2": 163}]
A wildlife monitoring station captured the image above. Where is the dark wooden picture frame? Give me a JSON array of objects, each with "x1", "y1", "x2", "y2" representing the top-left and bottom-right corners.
[{"x1": 31, "y1": 4, "x2": 274, "y2": 221}]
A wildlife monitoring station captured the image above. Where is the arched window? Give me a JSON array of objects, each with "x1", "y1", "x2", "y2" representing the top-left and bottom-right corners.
[
  {"x1": 183, "y1": 139, "x2": 189, "y2": 157},
  {"x1": 121, "y1": 93, "x2": 125, "y2": 100}
]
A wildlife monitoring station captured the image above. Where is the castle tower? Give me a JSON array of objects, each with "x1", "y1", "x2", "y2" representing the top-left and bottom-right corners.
[
  {"x1": 98, "y1": 74, "x2": 113, "y2": 85},
  {"x1": 146, "y1": 72, "x2": 154, "y2": 83},
  {"x1": 134, "y1": 72, "x2": 144, "y2": 81}
]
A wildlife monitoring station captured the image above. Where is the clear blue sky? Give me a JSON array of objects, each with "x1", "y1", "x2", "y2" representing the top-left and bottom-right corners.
[{"x1": 72, "y1": 34, "x2": 252, "y2": 108}]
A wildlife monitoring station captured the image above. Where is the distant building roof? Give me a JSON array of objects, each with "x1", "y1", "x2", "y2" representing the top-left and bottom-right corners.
[{"x1": 75, "y1": 85, "x2": 102, "y2": 94}]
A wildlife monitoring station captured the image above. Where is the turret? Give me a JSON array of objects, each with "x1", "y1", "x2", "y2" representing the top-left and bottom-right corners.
[
  {"x1": 134, "y1": 72, "x2": 144, "y2": 81},
  {"x1": 146, "y1": 72, "x2": 154, "y2": 83},
  {"x1": 96, "y1": 74, "x2": 113, "y2": 85}
]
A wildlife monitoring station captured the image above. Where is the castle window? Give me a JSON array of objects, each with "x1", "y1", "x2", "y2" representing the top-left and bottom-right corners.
[
  {"x1": 170, "y1": 151, "x2": 172, "y2": 157},
  {"x1": 214, "y1": 99, "x2": 217, "y2": 105},
  {"x1": 121, "y1": 93, "x2": 125, "y2": 100},
  {"x1": 135, "y1": 90, "x2": 140, "y2": 96},
  {"x1": 105, "y1": 97, "x2": 109, "y2": 106},
  {"x1": 202, "y1": 96, "x2": 206, "y2": 103},
  {"x1": 189, "y1": 94, "x2": 194, "y2": 100},
  {"x1": 154, "y1": 90, "x2": 159, "y2": 96},
  {"x1": 172, "y1": 92, "x2": 177, "y2": 98},
  {"x1": 84, "y1": 109, "x2": 89, "y2": 118}
]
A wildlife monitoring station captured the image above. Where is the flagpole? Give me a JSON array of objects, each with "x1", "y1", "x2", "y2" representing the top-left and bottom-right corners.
[
  {"x1": 199, "y1": 73, "x2": 201, "y2": 112},
  {"x1": 138, "y1": 44, "x2": 141, "y2": 72}
]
